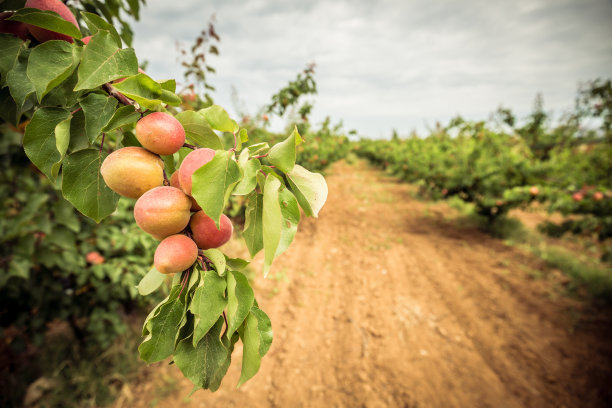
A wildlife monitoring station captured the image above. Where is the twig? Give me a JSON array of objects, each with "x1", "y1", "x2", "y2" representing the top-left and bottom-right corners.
[
  {"x1": 162, "y1": 169, "x2": 170, "y2": 186},
  {"x1": 102, "y1": 82, "x2": 135, "y2": 106},
  {"x1": 183, "y1": 143, "x2": 197, "y2": 149},
  {"x1": 99, "y1": 133, "x2": 105, "y2": 155}
]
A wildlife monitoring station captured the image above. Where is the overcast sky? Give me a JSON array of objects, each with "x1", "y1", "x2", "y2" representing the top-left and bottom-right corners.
[{"x1": 130, "y1": 0, "x2": 612, "y2": 138}]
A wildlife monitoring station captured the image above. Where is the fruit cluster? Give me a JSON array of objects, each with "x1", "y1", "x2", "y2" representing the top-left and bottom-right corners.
[{"x1": 101, "y1": 112, "x2": 232, "y2": 275}]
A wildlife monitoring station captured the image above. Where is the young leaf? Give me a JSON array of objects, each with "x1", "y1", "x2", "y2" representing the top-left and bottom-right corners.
[
  {"x1": 262, "y1": 176, "x2": 282, "y2": 277},
  {"x1": 174, "y1": 110, "x2": 223, "y2": 149},
  {"x1": 237, "y1": 307, "x2": 273, "y2": 387},
  {"x1": 102, "y1": 105, "x2": 140, "y2": 132},
  {"x1": 190, "y1": 269, "x2": 227, "y2": 347},
  {"x1": 199, "y1": 105, "x2": 239, "y2": 133},
  {"x1": 247, "y1": 142, "x2": 270, "y2": 157},
  {"x1": 226, "y1": 270, "x2": 254, "y2": 338},
  {"x1": 139, "y1": 297, "x2": 185, "y2": 363},
  {"x1": 79, "y1": 92, "x2": 118, "y2": 143},
  {"x1": 243, "y1": 192, "x2": 264, "y2": 257},
  {"x1": 286, "y1": 164, "x2": 328, "y2": 217},
  {"x1": 111, "y1": 73, "x2": 162, "y2": 108},
  {"x1": 267, "y1": 126, "x2": 302, "y2": 173},
  {"x1": 23, "y1": 107, "x2": 70, "y2": 180},
  {"x1": 61, "y1": 148, "x2": 119, "y2": 222},
  {"x1": 174, "y1": 317, "x2": 229, "y2": 391},
  {"x1": 27, "y1": 40, "x2": 80, "y2": 101},
  {"x1": 276, "y1": 188, "x2": 300, "y2": 257},
  {"x1": 233, "y1": 149, "x2": 261, "y2": 195},
  {"x1": 80, "y1": 11, "x2": 122, "y2": 47},
  {"x1": 137, "y1": 267, "x2": 166, "y2": 296},
  {"x1": 50, "y1": 115, "x2": 71, "y2": 179},
  {"x1": 201, "y1": 248, "x2": 226, "y2": 277},
  {"x1": 74, "y1": 30, "x2": 138, "y2": 91},
  {"x1": 8, "y1": 8, "x2": 82, "y2": 39},
  {"x1": 191, "y1": 150, "x2": 242, "y2": 228}
]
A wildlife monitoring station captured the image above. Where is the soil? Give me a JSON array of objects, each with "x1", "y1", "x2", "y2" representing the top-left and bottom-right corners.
[{"x1": 119, "y1": 160, "x2": 612, "y2": 408}]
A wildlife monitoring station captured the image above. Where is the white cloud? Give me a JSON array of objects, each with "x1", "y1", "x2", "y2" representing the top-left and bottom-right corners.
[{"x1": 130, "y1": 0, "x2": 612, "y2": 137}]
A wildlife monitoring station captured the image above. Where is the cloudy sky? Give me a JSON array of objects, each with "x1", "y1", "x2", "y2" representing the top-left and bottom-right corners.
[{"x1": 130, "y1": 0, "x2": 612, "y2": 138}]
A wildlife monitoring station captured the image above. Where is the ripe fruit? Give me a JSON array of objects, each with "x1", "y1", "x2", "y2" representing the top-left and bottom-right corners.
[
  {"x1": 134, "y1": 186, "x2": 191, "y2": 239},
  {"x1": 101, "y1": 147, "x2": 164, "y2": 199},
  {"x1": 24, "y1": 0, "x2": 79, "y2": 43},
  {"x1": 593, "y1": 191, "x2": 604, "y2": 201},
  {"x1": 170, "y1": 171, "x2": 201, "y2": 211},
  {"x1": 529, "y1": 186, "x2": 539, "y2": 196},
  {"x1": 495, "y1": 200, "x2": 503, "y2": 207},
  {"x1": 178, "y1": 148, "x2": 215, "y2": 195},
  {"x1": 135, "y1": 112, "x2": 186, "y2": 155},
  {"x1": 190, "y1": 211, "x2": 233, "y2": 249},
  {"x1": 86, "y1": 251, "x2": 105, "y2": 265},
  {"x1": 81, "y1": 35, "x2": 92, "y2": 44},
  {"x1": 154, "y1": 235, "x2": 198, "y2": 274},
  {"x1": 0, "y1": 11, "x2": 29, "y2": 40},
  {"x1": 572, "y1": 192, "x2": 584, "y2": 202}
]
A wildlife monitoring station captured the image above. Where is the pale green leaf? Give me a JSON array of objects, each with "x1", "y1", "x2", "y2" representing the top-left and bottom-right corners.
[
  {"x1": 137, "y1": 267, "x2": 166, "y2": 296},
  {"x1": 243, "y1": 192, "x2": 263, "y2": 257},
  {"x1": 226, "y1": 270, "x2": 254, "y2": 338},
  {"x1": 267, "y1": 126, "x2": 302, "y2": 173},
  {"x1": 276, "y1": 188, "x2": 300, "y2": 257},
  {"x1": 286, "y1": 164, "x2": 328, "y2": 217},
  {"x1": 199, "y1": 105, "x2": 238, "y2": 133},
  {"x1": 202, "y1": 248, "x2": 226, "y2": 277},
  {"x1": 233, "y1": 149, "x2": 260, "y2": 195},
  {"x1": 50, "y1": 115, "x2": 71, "y2": 179},
  {"x1": 174, "y1": 110, "x2": 223, "y2": 149},
  {"x1": 238, "y1": 307, "x2": 273, "y2": 387},
  {"x1": 262, "y1": 176, "x2": 282, "y2": 277}
]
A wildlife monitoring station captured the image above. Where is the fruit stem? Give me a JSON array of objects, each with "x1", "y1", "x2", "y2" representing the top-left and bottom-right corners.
[
  {"x1": 182, "y1": 143, "x2": 197, "y2": 150},
  {"x1": 162, "y1": 169, "x2": 170, "y2": 186},
  {"x1": 99, "y1": 133, "x2": 105, "y2": 155},
  {"x1": 232, "y1": 131, "x2": 237, "y2": 151}
]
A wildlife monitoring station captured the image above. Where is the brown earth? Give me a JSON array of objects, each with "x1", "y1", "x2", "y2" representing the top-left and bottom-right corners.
[{"x1": 120, "y1": 160, "x2": 612, "y2": 408}]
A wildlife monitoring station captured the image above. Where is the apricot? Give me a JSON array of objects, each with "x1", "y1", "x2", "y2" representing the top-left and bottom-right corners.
[
  {"x1": 101, "y1": 147, "x2": 164, "y2": 199},
  {"x1": 190, "y1": 211, "x2": 233, "y2": 249},
  {"x1": 135, "y1": 112, "x2": 185, "y2": 156},
  {"x1": 170, "y1": 171, "x2": 201, "y2": 211},
  {"x1": 529, "y1": 186, "x2": 539, "y2": 196},
  {"x1": 24, "y1": 0, "x2": 79, "y2": 43},
  {"x1": 0, "y1": 11, "x2": 29, "y2": 40},
  {"x1": 572, "y1": 192, "x2": 584, "y2": 202},
  {"x1": 593, "y1": 191, "x2": 604, "y2": 201},
  {"x1": 154, "y1": 234, "x2": 198, "y2": 274},
  {"x1": 134, "y1": 186, "x2": 191, "y2": 239},
  {"x1": 178, "y1": 148, "x2": 215, "y2": 195},
  {"x1": 81, "y1": 35, "x2": 91, "y2": 44}
]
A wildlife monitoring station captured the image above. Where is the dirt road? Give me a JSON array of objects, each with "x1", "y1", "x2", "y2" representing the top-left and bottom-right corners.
[{"x1": 123, "y1": 160, "x2": 612, "y2": 408}]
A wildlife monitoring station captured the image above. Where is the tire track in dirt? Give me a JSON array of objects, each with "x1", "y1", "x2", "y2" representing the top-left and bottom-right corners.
[{"x1": 124, "y1": 160, "x2": 612, "y2": 408}]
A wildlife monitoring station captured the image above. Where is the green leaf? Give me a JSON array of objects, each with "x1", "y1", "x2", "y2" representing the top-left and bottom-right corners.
[
  {"x1": 190, "y1": 269, "x2": 227, "y2": 347},
  {"x1": 74, "y1": 30, "x2": 138, "y2": 91},
  {"x1": 247, "y1": 142, "x2": 270, "y2": 157},
  {"x1": 276, "y1": 188, "x2": 300, "y2": 257},
  {"x1": 7, "y1": 51, "x2": 35, "y2": 108},
  {"x1": 226, "y1": 271, "x2": 254, "y2": 338},
  {"x1": 23, "y1": 107, "x2": 70, "y2": 180},
  {"x1": 8, "y1": 8, "x2": 82, "y2": 39},
  {"x1": 202, "y1": 248, "x2": 226, "y2": 277},
  {"x1": 27, "y1": 40, "x2": 80, "y2": 101},
  {"x1": 79, "y1": 92, "x2": 117, "y2": 143},
  {"x1": 160, "y1": 89, "x2": 181, "y2": 106},
  {"x1": 80, "y1": 11, "x2": 122, "y2": 47},
  {"x1": 174, "y1": 317, "x2": 229, "y2": 391},
  {"x1": 111, "y1": 73, "x2": 163, "y2": 108},
  {"x1": 139, "y1": 297, "x2": 184, "y2": 363},
  {"x1": 243, "y1": 192, "x2": 264, "y2": 257},
  {"x1": 50, "y1": 115, "x2": 71, "y2": 179},
  {"x1": 174, "y1": 110, "x2": 223, "y2": 149},
  {"x1": 286, "y1": 164, "x2": 328, "y2": 217},
  {"x1": 0, "y1": 34, "x2": 24, "y2": 88},
  {"x1": 239, "y1": 128, "x2": 248, "y2": 143},
  {"x1": 61, "y1": 148, "x2": 119, "y2": 222},
  {"x1": 199, "y1": 105, "x2": 239, "y2": 133},
  {"x1": 238, "y1": 307, "x2": 273, "y2": 387},
  {"x1": 39, "y1": 67, "x2": 79, "y2": 107},
  {"x1": 191, "y1": 150, "x2": 242, "y2": 228},
  {"x1": 102, "y1": 104, "x2": 140, "y2": 132},
  {"x1": 233, "y1": 149, "x2": 261, "y2": 195},
  {"x1": 225, "y1": 256, "x2": 250, "y2": 271},
  {"x1": 262, "y1": 175, "x2": 282, "y2": 277},
  {"x1": 137, "y1": 267, "x2": 166, "y2": 296},
  {"x1": 0, "y1": 86, "x2": 20, "y2": 125},
  {"x1": 158, "y1": 78, "x2": 176, "y2": 92},
  {"x1": 267, "y1": 126, "x2": 302, "y2": 173}
]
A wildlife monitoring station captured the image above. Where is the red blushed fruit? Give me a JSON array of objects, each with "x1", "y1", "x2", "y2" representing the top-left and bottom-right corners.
[
  {"x1": 135, "y1": 112, "x2": 186, "y2": 155},
  {"x1": 190, "y1": 211, "x2": 233, "y2": 249},
  {"x1": 593, "y1": 191, "x2": 604, "y2": 201},
  {"x1": 25, "y1": 0, "x2": 79, "y2": 43},
  {"x1": 86, "y1": 251, "x2": 105, "y2": 265},
  {"x1": 134, "y1": 186, "x2": 192, "y2": 239},
  {"x1": 178, "y1": 148, "x2": 216, "y2": 195},
  {"x1": 81, "y1": 35, "x2": 92, "y2": 44},
  {"x1": 0, "y1": 12, "x2": 30, "y2": 40},
  {"x1": 154, "y1": 235, "x2": 198, "y2": 274},
  {"x1": 529, "y1": 186, "x2": 539, "y2": 196},
  {"x1": 572, "y1": 192, "x2": 584, "y2": 202},
  {"x1": 170, "y1": 171, "x2": 201, "y2": 211}
]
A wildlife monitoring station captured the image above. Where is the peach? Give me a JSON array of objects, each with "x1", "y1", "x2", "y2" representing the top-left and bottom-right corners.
[
  {"x1": 0, "y1": 11, "x2": 29, "y2": 40},
  {"x1": 190, "y1": 211, "x2": 233, "y2": 249},
  {"x1": 24, "y1": 0, "x2": 79, "y2": 43},
  {"x1": 178, "y1": 148, "x2": 215, "y2": 195},
  {"x1": 135, "y1": 112, "x2": 185, "y2": 155},
  {"x1": 154, "y1": 234, "x2": 198, "y2": 274},
  {"x1": 134, "y1": 186, "x2": 191, "y2": 239},
  {"x1": 101, "y1": 147, "x2": 164, "y2": 199}
]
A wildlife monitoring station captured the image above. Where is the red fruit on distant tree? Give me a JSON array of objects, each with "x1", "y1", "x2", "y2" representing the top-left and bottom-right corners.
[
  {"x1": 135, "y1": 112, "x2": 186, "y2": 156},
  {"x1": 24, "y1": 0, "x2": 79, "y2": 43},
  {"x1": 86, "y1": 251, "x2": 105, "y2": 265},
  {"x1": 593, "y1": 191, "x2": 604, "y2": 201},
  {"x1": 572, "y1": 192, "x2": 584, "y2": 202},
  {"x1": 190, "y1": 211, "x2": 233, "y2": 249},
  {"x1": 529, "y1": 186, "x2": 539, "y2": 196},
  {"x1": 495, "y1": 200, "x2": 503, "y2": 207}
]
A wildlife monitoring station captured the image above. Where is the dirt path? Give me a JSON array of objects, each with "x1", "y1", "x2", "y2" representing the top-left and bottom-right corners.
[{"x1": 123, "y1": 160, "x2": 612, "y2": 408}]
